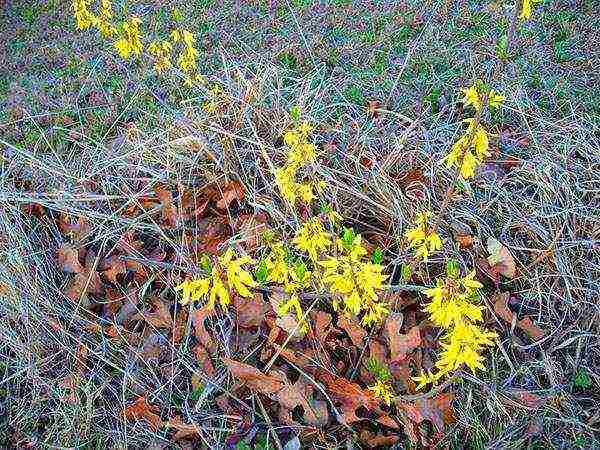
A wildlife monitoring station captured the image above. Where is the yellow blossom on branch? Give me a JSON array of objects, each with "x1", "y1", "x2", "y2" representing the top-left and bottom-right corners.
[
  {"x1": 319, "y1": 230, "x2": 389, "y2": 326},
  {"x1": 520, "y1": 0, "x2": 543, "y2": 20},
  {"x1": 114, "y1": 16, "x2": 143, "y2": 59},
  {"x1": 367, "y1": 379, "x2": 395, "y2": 405},
  {"x1": 175, "y1": 249, "x2": 257, "y2": 309},
  {"x1": 72, "y1": 0, "x2": 96, "y2": 30},
  {"x1": 293, "y1": 218, "x2": 331, "y2": 262},
  {"x1": 404, "y1": 211, "x2": 443, "y2": 260}
]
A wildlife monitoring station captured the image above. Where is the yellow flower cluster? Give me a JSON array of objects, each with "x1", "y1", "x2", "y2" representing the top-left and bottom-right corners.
[
  {"x1": 265, "y1": 242, "x2": 311, "y2": 292},
  {"x1": 202, "y1": 83, "x2": 223, "y2": 114},
  {"x1": 367, "y1": 379, "x2": 395, "y2": 405},
  {"x1": 274, "y1": 121, "x2": 323, "y2": 205},
  {"x1": 520, "y1": 0, "x2": 543, "y2": 20},
  {"x1": 175, "y1": 248, "x2": 257, "y2": 309},
  {"x1": 461, "y1": 84, "x2": 505, "y2": 113},
  {"x1": 263, "y1": 242, "x2": 312, "y2": 333},
  {"x1": 292, "y1": 218, "x2": 331, "y2": 262},
  {"x1": 319, "y1": 233, "x2": 389, "y2": 326},
  {"x1": 171, "y1": 29, "x2": 204, "y2": 86},
  {"x1": 445, "y1": 84, "x2": 504, "y2": 179},
  {"x1": 114, "y1": 16, "x2": 143, "y2": 59},
  {"x1": 72, "y1": 0, "x2": 96, "y2": 30},
  {"x1": 413, "y1": 270, "x2": 496, "y2": 389},
  {"x1": 404, "y1": 211, "x2": 443, "y2": 261},
  {"x1": 148, "y1": 40, "x2": 173, "y2": 74},
  {"x1": 97, "y1": 0, "x2": 117, "y2": 38},
  {"x1": 71, "y1": 2, "x2": 205, "y2": 83}
]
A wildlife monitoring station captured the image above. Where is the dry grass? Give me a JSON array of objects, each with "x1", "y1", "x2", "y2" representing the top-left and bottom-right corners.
[{"x1": 1, "y1": 1, "x2": 600, "y2": 448}]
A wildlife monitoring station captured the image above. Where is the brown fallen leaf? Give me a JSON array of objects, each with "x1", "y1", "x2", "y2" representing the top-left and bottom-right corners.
[
  {"x1": 511, "y1": 391, "x2": 547, "y2": 410},
  {"x1": 193, "y1": 306, "x2": 215, "y2": 348},
  {"x1": 233, "y1": 293, "x2": 269, "y2": 328},
  {"x1": 314, "y1": 369, "x2": 379, "y2": 424},
  {"x1": 164, "y1": 415, "x2": 200, "y2": 441},
  {"x1": 123, "y1": 396, "x2": 161, "y2": 430},
  {"x1": 455, "y1": 234, "x2": 474, "y2": 249},
  {"x1": 57, "y1": 214, "x2": 90, "y2": 241},
  {"x1": 275, "y1": 372, "x2": 329, "y2": 426},
  {"x1": 64, "y1": 249, "x2": 103, "y2": 303},
  {"x1": 385, "y1": 313, "x2": 421, "y2": 362},
  {"x1": 132, "y1": 297, "x2": 173, "y2": 329},
  {"x1": 155, "y1": 185, "x2": 179, "y2": 228},
  {"x1": 215, "y1": 181, "x2": 245, "y2": 210},
  {"x1": 487, "y1": 237, "x2": 517, "y2": 279},
  {"x1": 396, "y1": 392, "x2": 454, "y2": 435},
  {"x1": 223, "y1": 358, "x2": 284, "y2": 396},
  {"x1": 338, "y1": 315, "x2": 367, "y2": 346},
  {"x1": 101, "y1": 255, "x2": 127, "y2": 284},
  {"x1": 57, "y1": 245, "x2": 84, "y2": 274},
  {"x1": 493, "y1": 292, "x2": 546, "y2": 340}
]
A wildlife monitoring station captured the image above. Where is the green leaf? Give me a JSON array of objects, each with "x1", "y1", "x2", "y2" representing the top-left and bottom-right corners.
[
  {"x1": 294, "y1": 259, "x2": 307, "y2": 280},
  {"x1": 400, "y1": 263, "x2": 412, "y2": 282},
  {"x1": 190, "y1": 386, "x2": 204, "y2": 401},
  {"x1": 200, "y1": 254, "x2": 212, "y2": 273},
  {"x1": 255, "y1": 259, "x2": 268, "y2": 283},
  {"x1": 446, "y1": 259, "x2": 460, "y2": 278},
  {"x1": 573, "y1": 369, "x2": 592, "y2": 389},
  {"x1": 341, "y1": 227, "x2": 356, "y2": 250},
  {"x1": 372, "y1": 248, "x2": 383, "y2": 265},
  {"x1": 366, "y1": 357, "x2": 391, "y2": 382},
  {"x1": 290, "y1": 105, "x2": 301, "y2": 122}
]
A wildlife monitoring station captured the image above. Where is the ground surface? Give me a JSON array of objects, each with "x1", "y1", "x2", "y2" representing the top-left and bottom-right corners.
[{"x1": 1, "y1": 0, "x2": 599, "y2": 449}]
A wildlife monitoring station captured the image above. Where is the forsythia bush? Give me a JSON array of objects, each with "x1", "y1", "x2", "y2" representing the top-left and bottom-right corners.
[
  {"x1": 174, "y1": 83, "x2": 503, "y2": 400},
  {"x1": 71, "y1": 2, "x2": 503, "y2": 404},
  {"x1": 71, "y1": 0, "x2": 204, "y2": 86}
]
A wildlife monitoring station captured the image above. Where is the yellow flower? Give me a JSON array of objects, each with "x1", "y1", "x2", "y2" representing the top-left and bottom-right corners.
[
  {"x1": 293, "y1": 218, "x2": 331, "y2": 261},
  {"x1": 220, "y1": 248, "x2": 257, "y2": 298},
  {"x1": 208, "y1": 266, "x2": 230, "y2": 308},
  {"x1": 274, "y1": 165, "x2": 298, "y2": 204},
  {"x1": 520, "y1": 0, "x2": 543, "y2": 20},
  {"x1": 276, "y1": 293, "x2": 308, "y2": 332},
  {"x1": 488, "y1": 90, "x2": 506, "y2": 108},
  {"x1": 444, "y1": 120, "x2": 490, "y2": 180},
  {"x1": 461, "y1": 84, "x2": 482, "y2": 111},
  {"x1": 113, "y1": 16, "x2": 143, "y2": 59},
  {"x1": 368, "y1": 379, "x2": 395, "y2": 405},
  {"x1": 175, "y1": 278, "x2": 210, "y2": 305},
  {"x1": 405, "y1": 211, "x2": 442, "y2": 260},
  {"x1": 412, "y1": 370, "x2": 442, "y2": 391},
  {"x1": 72, "y1": 0, "x2": 96, "y2": 30},
  {"x1": 97, "y1": 0, "x2": 116, "y2": 38},
  {"x1": 319, "y1": 233, "x2": 389, "y2": 326}
]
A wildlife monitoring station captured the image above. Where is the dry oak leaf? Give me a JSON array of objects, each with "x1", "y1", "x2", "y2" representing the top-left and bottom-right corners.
[
  {"x1": 487, "y1": 237, "x2": 516, "y2": 279},
  {"x1": 193, "y1": 306, "x2": 215, "y2": 349},
  {"x1": 123, "y1": 396, "x2": 161, "y2": 430},
  {"x1": 155, "y1": 185, "x2": 179, "y2": 228},
  {"x1": 313, "y1": 369, "x2": 379, "y2": 424},
  {"x1": 396, "y1": 392, "x2": 455, "y2": 435},
  {"x1": 511, "y1": 391, "x2": 547, "y2": 410},
  {"x1": 214, "y1": 180, "x2": 245, "y2": 210},
  {"x1": 61, "y1": 248, "x2": 102, "y2": 303},
  {"x1": 275, "y1": 372, "x2": 329, "y2": 427},
  {"x1": 57, "y1": 244, "x2": 84, "y2": 274},
  {"x1": 455, "y1": 234, "x2": 474, "y2": 249},
  {"x1": 223, "y1": 358, "x2": 284, "y2": 396},
  {"x1": 338, "y1": 315, "x2": 367, "y2": 346},
  {"x1": 132, "y1": 297, "x2": 173, "y2": 329},
  {"x1": 233, "y1": 292, "x2": 270, "y2": 328},
  {"x1": 101, "y1": 255, "x2": 127, "y2": 284},
  {"x1": 493, "y1": 292, "x2": 546, "y2": 340},
  {"x1": 164, "y1": 415, "x2": 201, "y2": 441},
  {"x1": 386, "y1": 313, "x2": 421, "y2": 362}
]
